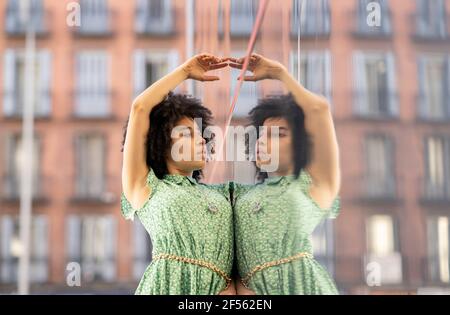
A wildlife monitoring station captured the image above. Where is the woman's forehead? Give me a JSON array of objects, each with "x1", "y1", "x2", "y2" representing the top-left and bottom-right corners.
[{"x1": 263, "y1": 117, "x2": 289, "y2": 128}]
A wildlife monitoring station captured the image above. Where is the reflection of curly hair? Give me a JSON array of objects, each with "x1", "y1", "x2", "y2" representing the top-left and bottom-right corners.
[
  {"x1": 248, "y1": 93, "x2": 312, "y2": 181},
  {"x1": 121, "y1": 91, "x2": 213, "y2": 181}
]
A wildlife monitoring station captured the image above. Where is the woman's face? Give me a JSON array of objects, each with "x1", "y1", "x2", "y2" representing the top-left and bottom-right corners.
[
  {"x1": 167, "y1": 116, "x2": 207, "y2": 172},
  {"x1": 256, "y1": 117, "x2": 293, "y2": 175}
]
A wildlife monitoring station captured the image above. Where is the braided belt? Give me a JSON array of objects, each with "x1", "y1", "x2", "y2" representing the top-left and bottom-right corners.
[
  {"x1": 241, "y1": 251, "x2": 314, "y2": 289},
  {"x1": 153, "y1": 253, "x2": 232, "y2": 289}
]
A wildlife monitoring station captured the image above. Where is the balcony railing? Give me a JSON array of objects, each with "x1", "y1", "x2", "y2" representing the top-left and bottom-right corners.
[
  {"x1": 0, "y1": 175, "x2": 50, "y2": 203},
  {"x1": 65, "y1": 257, "x2": 116, "y2": 283},
  {"x1": 421, "y1": 256, "x2": 450, "y2": 286},
  {"x1": 412, "y1": 13, "x2": 450, "y2": 42},
  {"x1": 218, "y1": 1, "x2": 259, "y2": 38},
  {"x1": 2, "y1": 90, "x2": 52, "y2": 119},
  {"x1": 290, "y1": 14, "x2": 331, "y2": 39},
  {"x1": 364, "y1": 252, "x2": 403, "y2": 285},
  {"x1": 419, "y1": 177, "x2": 450, "y2": 204},
  {"x1": 354, "y1": 174, "x2": 402, "y2": 203},
  {"x1": 5, "y1": 4, "x2": 50, "y2": 37},
  {"x1": 72, "y1": 9, "x2": 115, "y2": 37},
  {"x1": 135, "y1": 7, "x2": 175, "y2": 36},
  {"x1": 73, "y1": 89, "x2": 113, "y2": 119},
  {"x1": 70, "y1": 175, "x2": 117, "y2": 204},
  {"x1": 352, "y1": 9, "x2": 392, "y2": 39},
  {"x1": 416, "y1": 93, "x2": 450, "y2": 122},
  {"x1": 353, "y1": 89, "x2": 399, "y2": 120},
  {"x1": 0, "y1": 257, "x2": 48, "y2": 284}
]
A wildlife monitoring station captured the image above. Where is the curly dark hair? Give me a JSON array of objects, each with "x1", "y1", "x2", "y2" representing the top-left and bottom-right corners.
[
  {"x1": 121, "y1": 91, "x2": 213, "y2": 181},
  {"x1": 248, "y1": 93, "x2": 312, "y2": 181}
]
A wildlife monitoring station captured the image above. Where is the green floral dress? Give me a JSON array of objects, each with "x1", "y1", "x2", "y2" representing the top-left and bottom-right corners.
[
  {"x1": 120, "y1": 168, "x2": 234, "y2": 295},
  {"x1": 232, "y1": 169, "x2": 341, "y2": 295}
]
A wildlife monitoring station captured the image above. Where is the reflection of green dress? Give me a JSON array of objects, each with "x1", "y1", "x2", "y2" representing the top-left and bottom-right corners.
[
  {"x1": 232, "y1": 169, "x2": 341, "y2": 295},
  {"x1": 120, "y1": 169, "x2": 233, "y2": 295}
]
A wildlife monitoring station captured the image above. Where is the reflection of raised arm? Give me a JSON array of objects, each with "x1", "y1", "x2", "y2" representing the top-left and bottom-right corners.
[
  {"x1": 279, "y1": 69, "x2": 340, "y2": 208},
  {"x1": 228, "y1": 54, "x2": 341, "y2": 209},
  {"x1": 122, "y1": 54, "x2": 228, "y2": 210}
]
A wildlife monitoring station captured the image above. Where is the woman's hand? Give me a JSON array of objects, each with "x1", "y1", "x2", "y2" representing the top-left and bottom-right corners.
[
  {"x1": 227, "y1": 53, "x2": 288, "y2": 81},
  {"x1": 181, "y1": 53, "x2": 229, "y2": 82}
]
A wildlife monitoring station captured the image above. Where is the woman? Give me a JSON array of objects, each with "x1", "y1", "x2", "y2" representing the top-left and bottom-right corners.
[
  {"x1": 121, "y1": 53, "x2": 236, "y2": 295},
  {"x1": 227, "y1": 54, "x2": 341, "y2": 295}
]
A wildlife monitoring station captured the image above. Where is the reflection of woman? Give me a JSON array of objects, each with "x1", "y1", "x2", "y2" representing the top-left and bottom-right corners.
[
  {"x1": 227, "y1": 54, "x2": 341, "y2": 295},
  {"x1": 120, "y1": 54, "x2": 236, "y2": 295}
]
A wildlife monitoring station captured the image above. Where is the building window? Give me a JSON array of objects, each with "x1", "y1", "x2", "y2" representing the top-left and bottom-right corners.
[
  {"x1": 290, "y1": 50, "x2": 332, "y2": 104},
  {"x1": 5, "y1": 0, "x2": 47, "y2": 36},
  {"x1": 353, "y1": 51, "x2": 398, "y2": 118},
  {"x1": 366, "y1": 214, "x2": 402, "y2": 285},
  {"x1": 355, "y1": 0, "x2": 391, "y2": 37},
  {"x1": 74, "y1": 51, "x2": 110, "y2": 118},
  {"x1": 2, "y1": 49, "x2": 52, "y2": 118},
  {"x1": 223, "y1": 0, "x2": 258, "y2": 37},
  {"x1": 427, "y1": 215, "x2": 450, "y2": 284},
  {"x1": 2, "y1": 133, "x2": 42, "y2": 200},
  {"x1": 364, "y1": 134, "x2": 397, "y2": 199},
  {"x1": 74, "y1": 133, "x2": 107, "y2": 200},
  {"x1": 66, "y1": 215, "x2": 116, "y2": 283},
  {"x1": 291, "y1": 0, "x2": 331, "y2": 37},
  {"x1": 135, "y1": 0, "x2": 173, "y2": 35},
  {"x1": 132, "y1": 220, "x2": 152, "y2": 281},
  {"x1": 0, "y1": 215, "x2": 48, "y2": 284},
  {"x1": 75, "y1": 0, "x2": 112, "y2": 36},
  {"x1": 417, "y1": 55, "x2": 450, "y2": 121},
  {"x1": 415, "y1": 0, "x2": 448, "y2": 40},
  {"x1": 133, "y1": 50, "x2": 179, "y2": 97},
  {"x1": 422, "y1": 136, "x2": 450, "y2": 201}
]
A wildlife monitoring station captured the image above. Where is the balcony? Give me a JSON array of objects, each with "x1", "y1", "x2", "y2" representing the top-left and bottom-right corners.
[
  {"x1": 351, "y1": 9, "x2": 392, "y2": 39},
  {"x1": 364, "y1": 252, "x2": 403, "y2": 286},
  {"x1": 353, "y1": 89, "x2": 399, "y2": 120},
  {"x1": 421, "y1": 256, "x2": 450, "y2": 287},
  {"x1": 4, "y1": 4, "x2": 50, "y2": 37},
  {"x1": 355, "y1": 175, "x2": 402, "y2": 204},
  {"x1": 416, "y1": 93, "x2": 450, "y2": 123},
  {"x1": 65, "y1": 257, "x2": 116, "y2": 283},
  {"x1": 411, "y1": 13, "x2": 450, "y2": 42},
  {"x1": 72, "y1": 89, "x2": 113, "y2": 120},
  {"x1": 0, "y1": 175, "x2": 50, "y2": 204},
  {"x1": 2, "y1": 90, "x2": 52, "y2": 119},
  {"x1": 72, "y1": 9, "x2": 115, "y2": 37},
  {"x1": 0, "y1": 257, "x2": 48, "y2": 284},
  {"x1": 290, "y1": 14, "x2": 331, "y2": 39},
  {"x1": 70, "y1": 175, "x2": 117, "y2": 204},
  {"x1": 419, "y1": 177, "x2": 450, "y2": 205},
  {"x1": 135, "y1": 7, "x2": 175, "y2": 37},
  {"x1": 218, "y1": 0, "x2": 259, "y2": 38}
]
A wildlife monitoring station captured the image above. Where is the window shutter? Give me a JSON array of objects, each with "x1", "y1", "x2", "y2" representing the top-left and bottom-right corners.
[
  {"x1": 386, "y1": 53, "x2": 398, "y2": 117},
  {"x1": 3, "y1": 49, "x2": 17, "y2": 117},
  {"x1": 37, "y1": 50, "x2": 52, "y2": 117}
]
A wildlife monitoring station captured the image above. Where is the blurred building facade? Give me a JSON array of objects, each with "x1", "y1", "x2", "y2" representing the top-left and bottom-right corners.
[{"x1": 0, "y1": 0, "x2": 449, "y2": 294}]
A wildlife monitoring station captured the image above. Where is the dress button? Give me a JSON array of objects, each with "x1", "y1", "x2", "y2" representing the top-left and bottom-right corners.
[{"x1": 208, "y1": 203, "x2": 218, "y2": 213}]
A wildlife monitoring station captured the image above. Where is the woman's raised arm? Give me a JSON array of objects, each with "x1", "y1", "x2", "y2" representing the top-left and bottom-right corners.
[{"x1": 122, "y1": 54, "x2": 228, "y2": 209}]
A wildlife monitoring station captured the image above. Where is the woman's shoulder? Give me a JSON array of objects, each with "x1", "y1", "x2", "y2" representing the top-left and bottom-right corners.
[{"x1": 120, "y1": 168, "x2": 161, "y2": 221}]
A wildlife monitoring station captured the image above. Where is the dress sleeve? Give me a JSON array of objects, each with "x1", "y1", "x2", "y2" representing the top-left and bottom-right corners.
[
  {"x1": 120, "y1": 168, "x2": 160, "y2": 221},
  {"x1": 297, "y1": 169, "x2": 341, "y2": 219}
]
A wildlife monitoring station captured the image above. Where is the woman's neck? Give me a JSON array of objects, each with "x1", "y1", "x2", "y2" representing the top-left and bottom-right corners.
[{"x1": 167, "y1": 165, "x2": 193, "y2": 177}]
